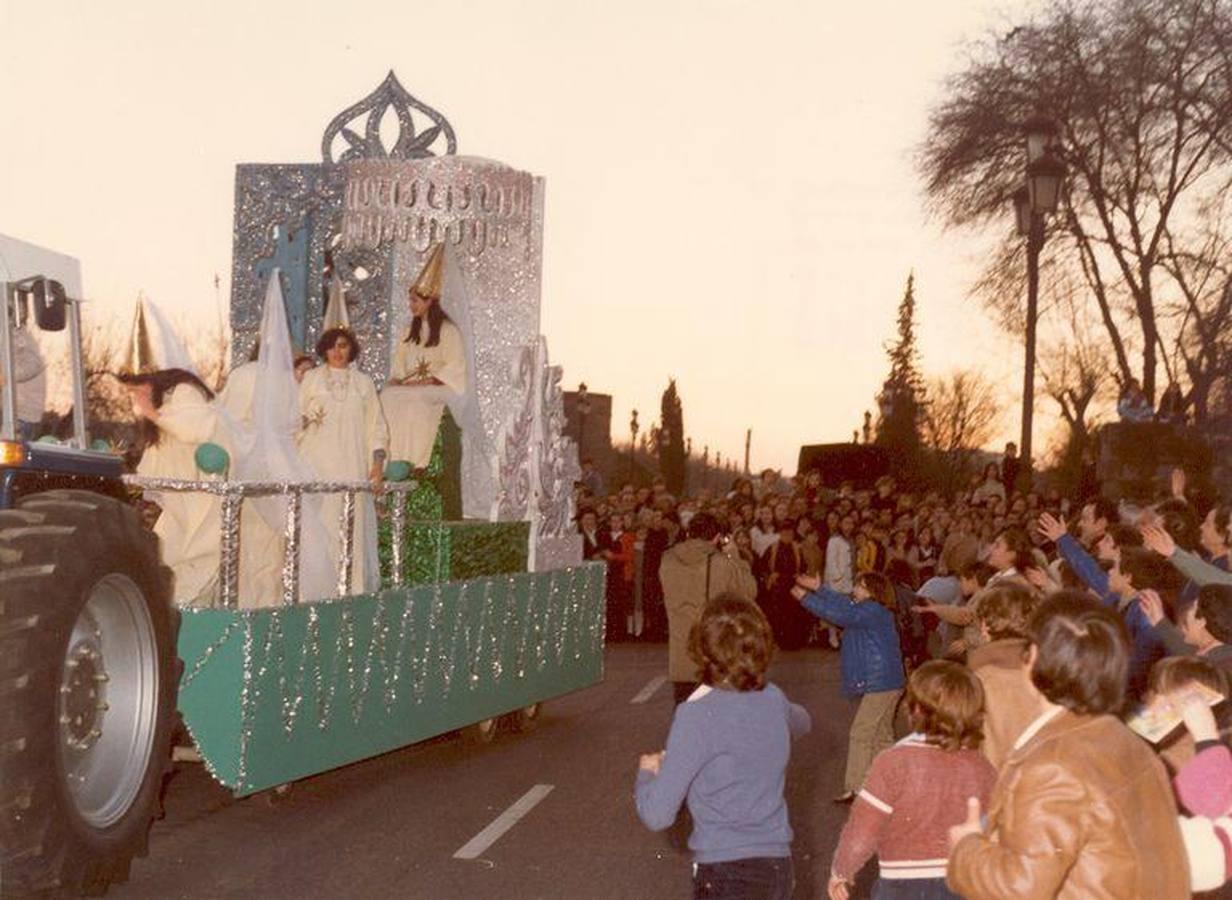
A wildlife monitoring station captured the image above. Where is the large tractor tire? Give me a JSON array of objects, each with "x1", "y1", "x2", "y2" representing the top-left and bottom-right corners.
[{"x1": 0, "y1": 490, "x2": 178, "y2": 898}]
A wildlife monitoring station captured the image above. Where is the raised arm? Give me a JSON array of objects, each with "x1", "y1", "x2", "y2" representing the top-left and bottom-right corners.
[
  {"x1": 800, "y1": 586, "x2": 880, "y2": 629},
  {"x1": 1141, "y1": 524, "x2": 1232, "y2": 587}
]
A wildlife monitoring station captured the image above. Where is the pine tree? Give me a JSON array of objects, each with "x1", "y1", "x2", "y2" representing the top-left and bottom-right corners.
[
  {"x1": 659, "y1": 379, "x2": 687, "y2": 496},
  {"x1": 876, "y1": 273, "x2": 926, "y2": 458}
]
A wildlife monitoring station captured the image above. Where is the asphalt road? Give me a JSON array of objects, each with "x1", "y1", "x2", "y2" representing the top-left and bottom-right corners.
[{"x1": 112, "y1": 645, "x2": 877, "y2": 900}]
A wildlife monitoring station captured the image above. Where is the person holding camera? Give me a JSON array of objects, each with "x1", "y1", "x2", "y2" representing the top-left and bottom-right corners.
[{"x1": 660, "y1": 512, "x2": 757, "y2": 704}]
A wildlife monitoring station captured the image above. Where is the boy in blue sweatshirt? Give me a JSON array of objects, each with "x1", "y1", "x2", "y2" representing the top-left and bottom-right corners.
[
  {"x1": 635, "y1": 594, "x2": 811, "y2": 900},
  {"x1": 1038, "y1": 512, "x2": 1172, "y2": 698}
]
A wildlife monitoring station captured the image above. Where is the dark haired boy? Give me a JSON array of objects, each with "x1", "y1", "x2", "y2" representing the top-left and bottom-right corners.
[{"x1": 635, "y1": 595, "x2": 810, "y2": 899}]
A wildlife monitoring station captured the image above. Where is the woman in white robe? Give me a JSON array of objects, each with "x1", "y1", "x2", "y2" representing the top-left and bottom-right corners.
[
  {"x1": 380, "y1": 279, "x2": 466, "y2": 469},
  {"x1": 298, "y1": 327, "x2": 388, "y2": 595},
  {"x1": 122, "y1": 369, "x2": 226, "y2": 605}
]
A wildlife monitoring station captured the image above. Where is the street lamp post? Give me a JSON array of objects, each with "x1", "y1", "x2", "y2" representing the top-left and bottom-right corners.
[
  {"x1": 576, "y1": 382, "x2": 591, "y2": 463},
  {"x1": 629, "y1": 409, "x2": 639, "y2": 483},
  {"x1": 1014, "y1": 115, "x2": 1066, "y2": 485}
]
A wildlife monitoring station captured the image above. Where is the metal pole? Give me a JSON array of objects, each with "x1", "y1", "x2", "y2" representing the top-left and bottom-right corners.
[
  {"x1": 0, "y1": 283, "x2": 16, "y2": 441},
  {"x1": 219, "y1": 488, "x2": 243, "y2": 609},
  {"x1": 67, "y1": 297, "x2": 88, "y2": 449},
  {"x1": 744, "y1": 429, "x2": 751, "y2": 475},
  {"x1": 1021, "y1": 214, "x2": 1043, "y2": 483}
]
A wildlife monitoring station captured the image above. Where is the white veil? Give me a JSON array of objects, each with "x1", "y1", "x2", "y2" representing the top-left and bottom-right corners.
[
  {"x1": 437, "y1": 245, "x2": 497, "y2": 520},
  {"x1": 231, "y1": 270, "x2": 336, "y2": 603}
]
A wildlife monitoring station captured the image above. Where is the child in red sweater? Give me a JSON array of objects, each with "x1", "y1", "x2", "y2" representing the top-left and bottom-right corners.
[{"x1": 828, "y1": 661, "x2": 996, "y2": 900}]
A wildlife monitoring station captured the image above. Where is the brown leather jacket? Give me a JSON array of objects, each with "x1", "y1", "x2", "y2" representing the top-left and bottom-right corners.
[
  {"x1": 948, "y1": 709, "x2": 1189, "y2": 899},
  {"x1": 967, "y1": 638, "x2": 1045, "y2": 771}
]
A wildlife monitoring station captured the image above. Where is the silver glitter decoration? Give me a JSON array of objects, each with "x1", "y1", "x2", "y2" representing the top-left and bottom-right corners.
[
  {"x1": 180, "y1": 618, "x2": 243, "y2": 689},
  {"x1": 389, "y1": 488, "x2": 407, "y2": 586},
  {"x1": 237, "y1": 615, "x2": 256, "y2": 791},
  {"x1": 321, "y1": 71, "x2": 456, "y2": 163},
  {"x1": 281, "y1": 491, "x2": 302, "y2": 607},
  {"x1": 179, "y1": 561, "x2": 608, "y2": 793},
  {"x1": 226, "y1": 75, "x2": 581, "y2": 572},
  {"x1": 123, "y1": 476, "x2": 418, "y2": 607},
  {"x1": 219, "y1": 491, "x2": 243, "y2": 609},
  {"x1": 337, "y1": 490, "x2": 356, "y2": 598}
]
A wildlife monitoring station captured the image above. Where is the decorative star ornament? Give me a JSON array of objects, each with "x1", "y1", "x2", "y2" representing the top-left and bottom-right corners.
[{"x1": 412, "y1": 357, "x2": 433, "y2": 381}]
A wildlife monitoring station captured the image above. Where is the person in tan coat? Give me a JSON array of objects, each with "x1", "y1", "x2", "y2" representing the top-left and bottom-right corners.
[
  {"x1": 660, "y1": 512, "x2": 757, "y2": 704},
  {"x1": 966, "y1": 582, "x2": 1044, "y2": 770},
  {"x1": 947, "y1": 591, "x2": 1189, "y2": 899}
]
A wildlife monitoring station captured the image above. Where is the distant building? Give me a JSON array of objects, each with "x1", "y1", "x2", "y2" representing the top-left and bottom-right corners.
[{"x1": 563, "y1": 388, "x2": 614, "y2": 481}]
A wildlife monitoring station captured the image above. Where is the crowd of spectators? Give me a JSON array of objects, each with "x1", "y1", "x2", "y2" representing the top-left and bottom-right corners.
[
  {"x1": 607, "y1": 448, "x2": 1232, "y2": 897},
  {"x1": 577, "y1": 444, "x2": 1071, "y2": 651}
]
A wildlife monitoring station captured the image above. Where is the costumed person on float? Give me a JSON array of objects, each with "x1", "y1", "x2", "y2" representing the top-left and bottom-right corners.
[
  {"x1": 380, "y1": 243, "x2": 467, "y2": 472},
  {"x1": 217, "y1": 270, "x2": 336, "y2": 607},
  {"x1": 297, "y1": 281, "x2": 389, "y2": 595},
  {"x1": 118, "y1": 298, "x2": 230, "y2": 606}
]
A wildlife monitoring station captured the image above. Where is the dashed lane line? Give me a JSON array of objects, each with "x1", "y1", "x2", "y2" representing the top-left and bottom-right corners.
[
  {"x1": 453, "y1": 784, "x2": 555, "y2": 861},
  {"x1": 630, "y1": 675, "x2": 666, "y2": 704}
]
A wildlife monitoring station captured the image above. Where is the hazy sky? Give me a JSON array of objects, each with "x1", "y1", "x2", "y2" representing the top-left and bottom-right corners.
[{"x1": 1, "y1": 0, "x2": 1043, "y2": 472}]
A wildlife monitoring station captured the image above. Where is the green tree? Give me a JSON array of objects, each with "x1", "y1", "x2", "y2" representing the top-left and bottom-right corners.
[
  {"x1": 659, "y1": 379, "x2": 687, "y2": 496},
  {"x1": 876, "y1": 274, "x2": 926, "y2": 461}
]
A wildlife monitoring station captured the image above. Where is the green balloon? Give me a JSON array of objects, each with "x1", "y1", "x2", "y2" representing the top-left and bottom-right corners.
[
  {"x1": 90, "y1": 438, "x2": 111, "y2": 452},
  {"x1": 384, "y1": 460, "x2": 413, "y2": 482},
  {"x1": 195, "y1": 442, "x2": 230, "y2": 475},
  {"x1": 35, "y1": 435, "x2": 60, "y2": 444}
]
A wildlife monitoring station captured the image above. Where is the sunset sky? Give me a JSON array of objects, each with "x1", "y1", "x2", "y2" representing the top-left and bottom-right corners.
[{"x1": 1, "y1": 0, "x2": 1046, "y2": 472}]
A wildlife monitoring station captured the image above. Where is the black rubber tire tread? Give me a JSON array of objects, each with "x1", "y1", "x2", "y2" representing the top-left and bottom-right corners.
[{"x1": 0, "y1": 490, "x2": 178, "y2": 899}]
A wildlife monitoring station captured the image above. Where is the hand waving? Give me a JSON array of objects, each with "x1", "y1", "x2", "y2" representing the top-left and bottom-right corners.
[
  {"x1": 1037, "y1": 512, "x2": 1067, "y2": 543},
  {"x1": 1140, "y1": 523, "x2": 1177, "y2": 558},
  {"x1": 1137, "y1": 589, "x2": 1166, "y2": 626}
]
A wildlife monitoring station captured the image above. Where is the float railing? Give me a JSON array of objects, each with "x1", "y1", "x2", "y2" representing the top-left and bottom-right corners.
[{"x1": 121, "y1": 476, "x2": 419, "y2": 607}]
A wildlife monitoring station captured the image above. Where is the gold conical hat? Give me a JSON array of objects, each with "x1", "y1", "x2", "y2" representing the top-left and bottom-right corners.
[
  {"x1": 122, "y1": 298, "x2": 156, "y2": 375},
  {"x1": 412, "y1": 244, "x2": 444, "y2": 300},
  {"x1": 323, "y1": 273, "x2": 350, "y2": 331}
]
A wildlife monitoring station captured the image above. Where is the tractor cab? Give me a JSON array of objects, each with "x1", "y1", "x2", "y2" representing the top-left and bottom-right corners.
[{"x1": 0, "y1": 234, "x2": 125, "y2": 507}]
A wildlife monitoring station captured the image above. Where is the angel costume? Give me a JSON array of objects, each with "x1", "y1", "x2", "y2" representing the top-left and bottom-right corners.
[
  {"x1": 298, "y1": 363, "x2": 388, "y2": 595},
  {"x1": 382, "y1": 319, "x2": 466, "y2": 468},
  {"x1": 136, "y1": 382, "x2": 225, "y2": 605}
]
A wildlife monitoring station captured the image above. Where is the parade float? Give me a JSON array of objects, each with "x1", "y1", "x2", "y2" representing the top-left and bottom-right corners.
[{"x1": 0, "y1": 74, "x2": 603, "y2": 898}]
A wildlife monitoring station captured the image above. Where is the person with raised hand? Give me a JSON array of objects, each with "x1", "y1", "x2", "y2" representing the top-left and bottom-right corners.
[
  {"x1": 794, "y1": 570, "x2": 905, "y2": 802},
  {"x1": 1037, "y1": 511, "x2": 1171, "y2": 699},
  {"x1": 1143, "y1": 520, "x2": 1232, "y2": 588}
]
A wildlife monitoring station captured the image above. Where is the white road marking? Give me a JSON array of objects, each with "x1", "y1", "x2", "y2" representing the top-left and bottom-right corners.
[
  {"x1": 453, "y1": 784, "x2": 555, "y2": 860},
  {"x1": 630, "y1": 675, "x2": 666, "y2": 704}
]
